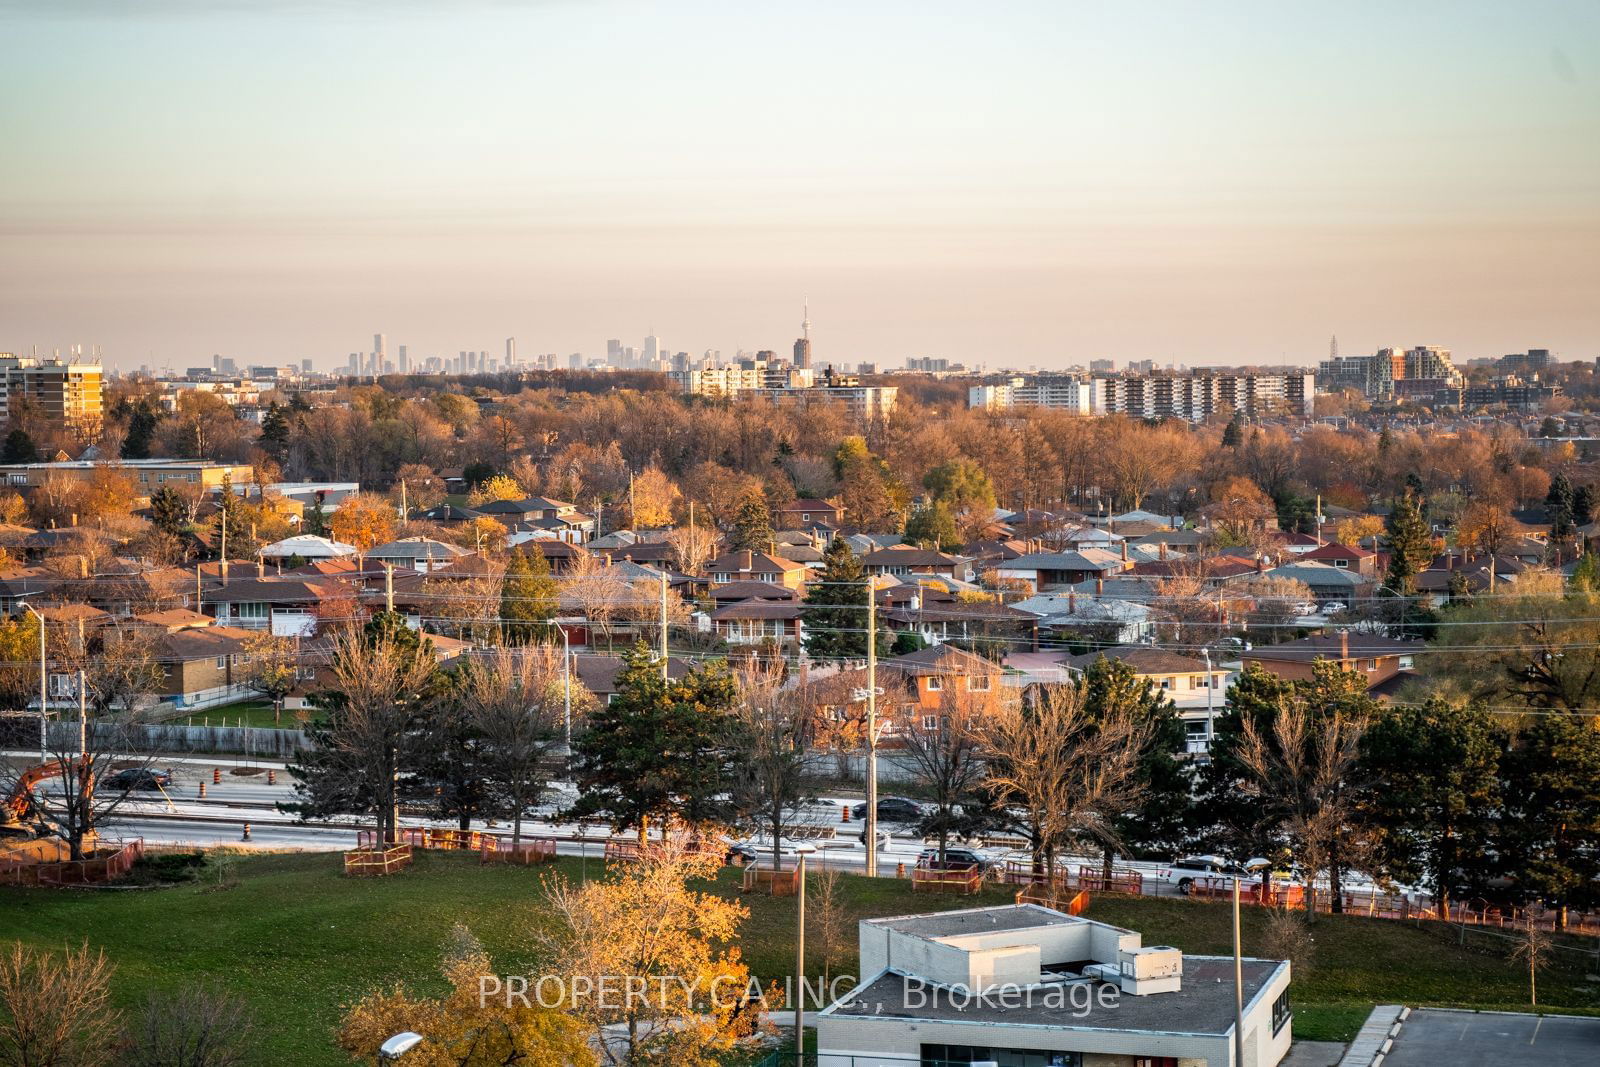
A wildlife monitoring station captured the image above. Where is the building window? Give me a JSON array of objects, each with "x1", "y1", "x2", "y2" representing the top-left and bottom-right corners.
[
  {"x1": 1272, "y1": 989, "x2": 1291, "y2": 1033},
  {"x1": 1135, "y1": 1059, "x2": 1178, "y2": 1067},
  {"x1": 926, "y1": 677, "x2": 943, "y2": 691},
  {"x1": 215, "y1": 656, "x2": 227, "y2": 668},
  {"x1": 1367, "y1": 659, "x2": 1378, "y2": 671},
  {"x1": 967, "y1": 675, "x2": 990, "y2": 692},
  {"x1": 921, "y1": 715, "x2": 940, "y2": 731}
]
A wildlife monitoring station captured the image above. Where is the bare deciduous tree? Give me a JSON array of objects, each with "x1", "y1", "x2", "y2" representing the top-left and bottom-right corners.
[
  {"x1": 729, "y1": 662, "x2": 823, "y2": 871},
  {"x1": 893, "y1": 684, "x2": 994, "y2": 863},
  {"x1": 458, "y1": 644, "x2": 570, "y2": 847},
  {"x1": 983, "y1": 683, "x2": 1153, "y2": 881},
  {"x1": 125, "y1": 984, "x2": 252, "y2": 1067},
  {"x1": 1236, "y1": 696, "x2": 1369, "y2": 921},
  {"x1": 287, "y1": 619, "x2": 439, "y2": 845},
  {"x1": 0, "y1": 940, "x2": 121, "y2": 1067}
]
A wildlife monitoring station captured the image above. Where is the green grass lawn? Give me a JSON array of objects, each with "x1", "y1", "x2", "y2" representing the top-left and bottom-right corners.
[
  {"x1": 2, "y1": 851, "x2": 1596, "y2": 1064},
  {"x1": 173, "y1": 701, "x2": 315, "y2": 730}
]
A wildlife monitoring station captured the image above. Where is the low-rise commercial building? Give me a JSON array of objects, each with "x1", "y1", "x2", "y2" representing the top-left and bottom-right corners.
[{"x1": 818, "y1": 903, "x2": 1292, "y2": 1067}]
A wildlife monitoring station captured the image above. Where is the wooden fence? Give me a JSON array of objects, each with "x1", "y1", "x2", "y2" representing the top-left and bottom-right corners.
[
  {"x1": 741, "y1": 865, "x2": 800, "y2": 896},
  {"x1": 479, "y1": 836, "x2": 557, "y2": 865},
  {"x1": 0, "y1": 838, "x2": 145, "y2": 887},
  {"x1": 1015, "y1": 883, "x2": 1091, "y2": 916},
  {"x1": 911, "y1": 863, "x2": 984, "y2": 895},
  {"x1": 343, "y1": 842, "x2": 413, "y2": 877}
]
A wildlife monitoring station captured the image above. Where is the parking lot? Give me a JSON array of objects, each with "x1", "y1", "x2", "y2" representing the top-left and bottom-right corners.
[{"x1": 1383, "y1": 1008, "x2": 1600, "y2": 1066}]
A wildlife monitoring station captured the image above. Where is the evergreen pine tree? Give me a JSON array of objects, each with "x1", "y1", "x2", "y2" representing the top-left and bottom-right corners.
[
  {"x1": 567, "y1": 644, "x2": 745, "y2": 836},
  {"x1": 728, "y1": 490, "x2": 773, "y2": 551},
  {"x1": 500, "y1": 546, "x2": 558, "y2": 644},
  {"x1": 1221, "y1": 412, "x2": 1245, "y2": 449},
  {"x1": 212, "y1": 473, "x2": 248, "y2": 558},
  {"x1": 1358, "y1": 697, "x2": 1502, "y2": 919},
  {"x1": 801, "y1": 538, "x2": 890, "y2": 660},
  {"x1": 122, "y1": 401, "x2": 161, "y2": 459},
  {"x1": 1546, "y1": 473, "x2": 1576, "y2": 541},
  {"x1": 1383, "y1": 490, "x2": 1432, "y2": 594},
  {"x1": 1082, "y1": 657, "x2": 1192, "y2": 864},
  {"x1": 149, "y1": 485, "x2": 188, "y2": 537},
  {"x1": 258, "y1": 402, "x2": 291, "y2": 463},
  {"x1": 1572, "y1": 483, "x2": 1596, "y2": 528},
  {"x1": 1, "y1": 429, "x2": 38, "y2": 464}
]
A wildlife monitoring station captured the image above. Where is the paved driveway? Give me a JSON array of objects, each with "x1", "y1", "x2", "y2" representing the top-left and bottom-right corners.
[{"x1": 1384, "y1": 1008, "x2": 1600, "y2": 1066}]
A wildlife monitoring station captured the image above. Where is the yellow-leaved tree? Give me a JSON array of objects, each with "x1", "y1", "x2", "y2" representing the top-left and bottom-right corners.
[
  {"x1": 330, "y1": 492, "x2": 397, "y2": 553},
  {"x1": 540, "y1": 838, "x2": 767, "y2": 1067},
  {"x1": 338, "y1": 924, "x2": 594, "y2": 1066}
]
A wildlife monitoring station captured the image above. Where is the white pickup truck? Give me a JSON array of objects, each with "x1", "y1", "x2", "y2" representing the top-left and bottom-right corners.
[{"x1": 1145, "y1": 855, "x2": 1271, "y2": 895}]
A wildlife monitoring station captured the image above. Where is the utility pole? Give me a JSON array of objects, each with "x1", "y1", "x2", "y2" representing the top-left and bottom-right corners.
[
  {"x1": 384, "y1": 564, "x2": 395, "y2": 614},
  {"x1": 865, "y1": 579, "x2": 879, "y2": 878},
  {"x1": 77, "y1": 668, "x2": 87, "y2": 760},
  {"x1": 1202, "y1": 647, "x2": 1216, "y2": 752},
  {"x1": 23, "y1": 604, "x2": 45, "y2": 761},
  {"x1": 659, "y1": 570, "x2": 669, "y2": 680}
]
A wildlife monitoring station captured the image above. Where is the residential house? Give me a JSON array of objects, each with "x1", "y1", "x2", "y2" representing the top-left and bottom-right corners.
[
  {"x1": 774, "y1": 497, "x2": 846, "y2": 527},
  {"x1": 876, "y1": 583, "x2": 1038, "y2": 650},
  {"x1": 365, "y1": 537, "x2": 468, "y2": 573},
  {"x1": 204, "y1": 576, "x2": 347, "y2": 635},
  {"x1": 257, "y1": 534, "x2": 357, "y2": 563},
  {"x1": 1301, "y1": 542, "x2": 1378, "y2": 577},
  {"x1": 1242, "y1": 631, "x2": 1421, "y2": 693},
  {"x1": 994, "y1": 549, "x2": 1129, "y2": 592},
  {"x1": 706, "y1": 550, "x2": 808, "y2": 589},
  {"x1": 860, "y1": 545, "x2": 975, "y2": 582},
  {"x1": 1058, "y1": 645, "x2": 1232, "y2": 753},
  {"x1": 1260, "y1": 561, "x2": 1369, "y2": 608}
]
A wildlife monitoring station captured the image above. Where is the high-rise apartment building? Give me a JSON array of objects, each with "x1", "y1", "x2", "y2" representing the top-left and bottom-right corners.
[
  {"x1": 1317, "y1": 345, "x2": 1460, "y2": 398},
  {"x1": 970, "y1": 371, "x2": 1313, "y2": 421},
  {"x1": 397, "y1": 345, "x2": 409, "y2": 374},
  {"x1": 0, "y1": 355, "x2": 104, "y2": 430},
  {"x1": 505, "y1": 337, "x2": 517, "y2": 367}
]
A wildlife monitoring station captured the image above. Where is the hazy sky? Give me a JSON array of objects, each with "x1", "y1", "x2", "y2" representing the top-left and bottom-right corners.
[{"x1": 3, "y1": 0, "x2": 1597, "y2": 371}]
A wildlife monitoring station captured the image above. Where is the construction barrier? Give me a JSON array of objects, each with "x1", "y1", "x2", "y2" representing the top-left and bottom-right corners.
[
  {"x1": 1015, "y1": 883, "x2": 1091, "y2": 916},
  {"x1": 0, "y1": 838, "x2": 145, "y2": 887},
  {"x1": 343, "y1": 843, "x2": 412, "y2": 877},
  {"x1": 479, "y1": 836, "x2": 557, "y2": 865},
  {"x1": 741, "y1": 864, "x2": 800, "y2": 896},
  {"x1": 911, "y1": 863, "x2": 984, "y2": 895}
]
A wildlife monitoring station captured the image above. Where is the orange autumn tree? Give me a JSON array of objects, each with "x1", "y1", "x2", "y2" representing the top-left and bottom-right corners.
[
  {"x1": 338, "y1": 924, "x2": 594, "y2": 1066},
  {"x1": 329, "y1": 492, "x2": 397, "y2": 552},
  {"x1": 540, "y1": 839, "x2": 766, "y2": 1067}
]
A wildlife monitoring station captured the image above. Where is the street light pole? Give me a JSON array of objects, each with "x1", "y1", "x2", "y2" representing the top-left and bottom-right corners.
[
  {"x1": 794, "y1": 844, "x2": 815, "y2": 1066},
  {"x1": 1233, "y1": 875, "x2": 1245, "y2": 1065},
  {"x1": 865, "y1": 581, "x2": 879, "y2": 878}
]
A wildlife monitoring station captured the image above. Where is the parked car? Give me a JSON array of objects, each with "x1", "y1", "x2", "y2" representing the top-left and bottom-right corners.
[
  {"x1": 917, "y1": 846, "x2": 1000, "y2": 874},
  {"x1": 105, "y1": 768, "x2": 172, "y2": 791},
  {"x1": 850, "y1": 796, "x2": 924, "y2": 823}
]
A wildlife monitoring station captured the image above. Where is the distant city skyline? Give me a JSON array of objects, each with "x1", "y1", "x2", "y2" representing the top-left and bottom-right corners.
[{"x1": 2, "y1": 1, "x2": 1596, "y2": 370}]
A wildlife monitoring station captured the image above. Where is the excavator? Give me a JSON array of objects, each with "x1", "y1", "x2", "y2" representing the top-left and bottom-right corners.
[{"x1": 1, "y1": 757, "x2": 89, "y2": 837}]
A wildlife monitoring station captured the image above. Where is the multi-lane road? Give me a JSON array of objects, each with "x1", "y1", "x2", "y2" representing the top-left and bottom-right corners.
[{"x1": 9, "y1": 751, "x2": 1193, "y2": 892}]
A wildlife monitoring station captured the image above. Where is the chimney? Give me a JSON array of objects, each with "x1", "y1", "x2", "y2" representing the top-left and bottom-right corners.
[
  {"x1": 1446, "y1": 552, "x2": 1454, "y2": 570},
  {"x1": 1339, "y1": 630, "x2": 1349, "y2": 660},
  {"x1": 1068, "y1": 591, "x2": 1077, "y2": 613},
  {"x1": 257, "y1": 557, "x2": 265, "y2": 578},
  {"x1": 1120, "y1": 540, "x2": 1128, "y2": 561},
  {"x1": 1256, "y1": 555, "x2": 1266, "y2": 574},
  {"x1": 1160, "y1": 542, "x2": 1169, "y2": 561},
  {"x1": 1095, "y1": 577, "x2": 1104, "y2": 597},
  {"x1": 79, "y1": 557, "x2": 87, "y2": 579}
]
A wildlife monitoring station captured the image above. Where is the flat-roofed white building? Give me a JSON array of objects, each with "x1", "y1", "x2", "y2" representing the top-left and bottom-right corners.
[{"x1": 818, "y1": 904, "x2": 1292, "y2": 1067}]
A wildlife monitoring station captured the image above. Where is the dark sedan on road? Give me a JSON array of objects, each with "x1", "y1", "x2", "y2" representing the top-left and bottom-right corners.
[
  {"x1": 104, "y1": 768, "x2": 173, "y2": 791},
  {"x1": 850, "y1": 796, "x2": 924, "y2": 822}
]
